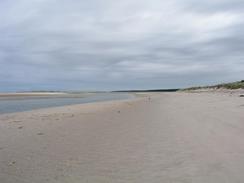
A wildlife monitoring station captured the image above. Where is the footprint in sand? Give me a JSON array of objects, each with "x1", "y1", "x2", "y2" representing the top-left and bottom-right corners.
[
  {"x1": 14, "y1": 120, "x2": 22, "y2": 123},
  {"x1": 8, "y1": 161, "x2": 16, "y2": 166},
  {"x1": 9, "y1": 120, "x2": 22, "y2": 124}
]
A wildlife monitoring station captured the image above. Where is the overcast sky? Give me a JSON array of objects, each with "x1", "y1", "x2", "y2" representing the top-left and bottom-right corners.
[{"x1": 0, "y1": 0, "x2": 244, "y2": 91}]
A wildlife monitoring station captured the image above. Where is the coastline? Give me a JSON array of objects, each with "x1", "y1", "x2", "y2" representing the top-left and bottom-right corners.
[
  {"x1": 0, "y1": 92, "x2": 244, "y2": 182},
  {"x1": 0, "y1": 92, "x2": 134, "y2": 114}
]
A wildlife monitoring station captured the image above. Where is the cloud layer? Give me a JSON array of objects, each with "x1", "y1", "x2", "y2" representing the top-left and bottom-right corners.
[{"x1": 0, "y1": 0, "x2": 244, "y2": 91}]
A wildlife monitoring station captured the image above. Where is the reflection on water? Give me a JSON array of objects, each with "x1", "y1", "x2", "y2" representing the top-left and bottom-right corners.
[{"x1": 0, "y1": 93, "x2": 134, "y2": 114}]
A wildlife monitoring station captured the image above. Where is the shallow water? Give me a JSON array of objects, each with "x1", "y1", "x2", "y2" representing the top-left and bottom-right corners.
[{"x1": 0, "y1": 93, "x2": 133, "y2": 114}]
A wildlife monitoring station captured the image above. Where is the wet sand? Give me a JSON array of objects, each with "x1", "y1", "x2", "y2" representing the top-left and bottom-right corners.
[{"x1": 0, "y1": 92, "x2": 244, "y2": 183}]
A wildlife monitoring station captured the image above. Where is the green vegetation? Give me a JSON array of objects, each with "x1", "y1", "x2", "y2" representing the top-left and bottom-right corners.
[
  {"x1": 214, "y1": 80, "x2": 244, "y2": 89},
  {"x1": 183, "y1": 80, "x2": 244, "y2": 91}
]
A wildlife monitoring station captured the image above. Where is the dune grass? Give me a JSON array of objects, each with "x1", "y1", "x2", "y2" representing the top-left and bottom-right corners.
[
  {"x1": 183, "y1": 80, "x2": 244, "y2": 91},
  {"x1": 214, "y1": 80, "x2": 244, "y2": 89}
]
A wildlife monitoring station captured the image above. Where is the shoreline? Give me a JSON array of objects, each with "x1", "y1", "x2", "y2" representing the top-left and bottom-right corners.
[
  {"x1": 0, "y1": 92, "x2": 137, "y2": 115},
  {"x1": 0, "y1": 97, "x2": 141, "y2": 117},
  {"x1": 0, "y1": 89, "x2": 242, "y2": 116}
]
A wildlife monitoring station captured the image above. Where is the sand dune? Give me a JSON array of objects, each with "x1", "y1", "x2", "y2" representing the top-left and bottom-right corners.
[{"x1": 0, "y1": 92, "x2": 244, "y2": 182}]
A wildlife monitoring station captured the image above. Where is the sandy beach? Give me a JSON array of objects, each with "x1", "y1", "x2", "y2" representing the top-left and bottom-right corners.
[{"x1": 0, "y1": 92, "x2": 244, "y2": 182}]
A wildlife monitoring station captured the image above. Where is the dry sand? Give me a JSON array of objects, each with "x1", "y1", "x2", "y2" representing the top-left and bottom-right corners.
[{"x1": 0, "y1": 92, "x2": 244, "y2": 183}]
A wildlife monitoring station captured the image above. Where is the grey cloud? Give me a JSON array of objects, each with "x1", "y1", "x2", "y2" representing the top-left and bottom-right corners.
[
  {"x1": 0, "y1": 0, "x2": 244, "y2": 91},
  {"x1": 180, "y1": 0, "x2": 244, "y2": 13}
]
